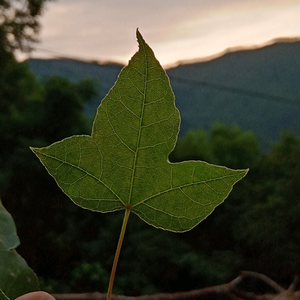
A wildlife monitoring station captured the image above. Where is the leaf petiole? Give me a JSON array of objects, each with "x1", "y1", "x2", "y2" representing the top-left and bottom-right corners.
[{"x1": 106, "y1": 207, "x2": 131, "y2": 300}]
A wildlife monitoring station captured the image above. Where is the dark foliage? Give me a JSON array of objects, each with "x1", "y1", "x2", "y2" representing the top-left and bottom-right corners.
[{"x1": 0, "y1": 0, "x2": 50, "y2": 53}]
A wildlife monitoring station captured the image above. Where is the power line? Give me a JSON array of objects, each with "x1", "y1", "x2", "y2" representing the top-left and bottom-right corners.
[
  {"x1": 28, "y1": 46, "x2": 124, "y2": 66},
  {"x1": 28, "y1": 47, "x2": 300, "y2": 108},
  {"x1": 168, "y1": 75, "x2": 300, "y2": 108}
]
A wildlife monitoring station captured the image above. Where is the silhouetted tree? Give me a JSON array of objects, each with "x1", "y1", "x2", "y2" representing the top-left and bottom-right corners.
[{"x1": 0, "y1": 0, "x2": 50, "y2": 53}]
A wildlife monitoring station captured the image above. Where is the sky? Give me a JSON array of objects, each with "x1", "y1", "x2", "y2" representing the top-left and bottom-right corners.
[{"x1": 20, "y1": 0, "x2": 300, "y2": 68}]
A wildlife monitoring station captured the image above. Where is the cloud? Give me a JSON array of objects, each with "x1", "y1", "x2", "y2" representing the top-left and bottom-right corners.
[{"x1": 24, "y1": 0, "x2": 300, "y2": 66}]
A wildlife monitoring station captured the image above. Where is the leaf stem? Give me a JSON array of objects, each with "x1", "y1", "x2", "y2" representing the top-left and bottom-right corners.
[{"x1": 106, "y1": 208, "x2": 131, "y2": 300}]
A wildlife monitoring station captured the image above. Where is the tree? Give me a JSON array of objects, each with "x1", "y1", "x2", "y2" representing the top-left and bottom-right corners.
[
  {"x1": 39, "y1": 76, "x2": 97, "y2": 143},
  {"x1": 234, "y1": 131, "x2": 300, "y2": 283},
  {"x1": 210, "y1": 123, "x2": 260, "y2": 169},
  {"x1": 170, "y1": 123, "x2": 260, "y2": 169},
  {"x1": 169, "y1": 128, "x2": 215, "y2": 163},
  {"x1": 0, "y1": 0, "x2": 51, "y2": 111},
  {"x1": 0, "y1": 59, "x2": 98, "y2": 283},
  {"x1": 0, "y1": 60, "x2": 43, "y2": 192},
  {"x1": 0, "y1": 0, "x2": 50, "y2": 53},
  {"x1": 0, "y1": 1, "x2": 101, "y2": 289}
]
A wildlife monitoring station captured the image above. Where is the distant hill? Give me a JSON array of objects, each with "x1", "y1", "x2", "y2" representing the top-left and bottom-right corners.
[
  {"x1": 27, "y1": 39, "x2": 300, "y2": 150},
  {"x1": 27, "y1": 58, "x2": 123, "y2": 117}
]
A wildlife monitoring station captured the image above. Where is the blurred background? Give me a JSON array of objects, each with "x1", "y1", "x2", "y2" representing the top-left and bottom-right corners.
[{"x1": 1, "y1": 0, "x2": 300, "y2": 296}]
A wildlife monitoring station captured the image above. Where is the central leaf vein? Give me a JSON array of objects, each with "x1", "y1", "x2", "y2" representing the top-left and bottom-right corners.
[{"x1": 127, "y1": 39, "x2": 148, "y2": 207}]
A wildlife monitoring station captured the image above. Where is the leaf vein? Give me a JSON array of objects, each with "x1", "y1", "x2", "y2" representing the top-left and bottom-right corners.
[
  {"x1": 132, "y1": 172, "x2": 239, "y2": 208},
  {"x1": 36, "y1": 151, "x2": 123, "y2": 204}
]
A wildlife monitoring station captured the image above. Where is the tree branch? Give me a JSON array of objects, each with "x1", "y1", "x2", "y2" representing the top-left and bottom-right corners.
[
  {"x1": 52, "y1": 271, "x2": 298, "y2": 300},
  {"x1": 287, "y1": 276, "x2": 299, "y2": 293},
  {"x1": 239, "y1": 271, "x2": 285, "y2": 293}
]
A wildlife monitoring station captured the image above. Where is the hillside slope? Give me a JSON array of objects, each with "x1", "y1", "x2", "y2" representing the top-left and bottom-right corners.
[
  {"x1": 27, "y1": 39, "x2": 300, "y2": 149},
  {"x1": 167, "y1": 40, "x2": 300, "y2": 149}
]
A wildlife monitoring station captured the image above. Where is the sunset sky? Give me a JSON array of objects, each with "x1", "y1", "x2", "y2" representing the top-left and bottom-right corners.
[{"x1": 21, "y1": 0, "x2": 300, "y2": 68}]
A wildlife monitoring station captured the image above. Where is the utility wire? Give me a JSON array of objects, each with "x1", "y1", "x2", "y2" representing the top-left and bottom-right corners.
[
  {"x1": 168, "y1": 75, "x2": 300, "y2": 108},
  {"x1": 28, "y1": 47, "x2": 300, "y2": 108}
]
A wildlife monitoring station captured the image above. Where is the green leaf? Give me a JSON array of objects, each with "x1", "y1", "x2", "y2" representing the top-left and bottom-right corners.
[
  {"x1": 0, "y1": 201, "x2": 39, "y2": 300},
  {"x1": 31, "y1": 30, "x2": 248, "y2": 232},
  {"x1": 0, "y1": 201, "x2": 20, "y2": 251}
]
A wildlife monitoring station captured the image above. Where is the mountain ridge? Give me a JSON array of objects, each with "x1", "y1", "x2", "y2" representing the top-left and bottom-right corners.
[
  {"x1": 167, "y1": 36, "x2": 300, "y2": 68},
  {"x1": 27, "y1": 39, "x2": 300, "y2": 150}
]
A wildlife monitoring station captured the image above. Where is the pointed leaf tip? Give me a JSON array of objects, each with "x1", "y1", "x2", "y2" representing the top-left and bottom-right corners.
[
  {"x1": 136, "y1": 28, "x2": 145, "y2": 47},
  {"x1": 136, "y1": 28, "x2": 141, "y2": 38}
]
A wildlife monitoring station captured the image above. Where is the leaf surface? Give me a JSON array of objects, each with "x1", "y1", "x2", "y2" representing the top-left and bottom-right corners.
[
  {"x1": 0, "y1": 201, "x2": 39, "y2": 300},
  {"x1": 31, "y1": 30, "x2": 247, "y2": 232},
  {"x1": 0, "y1": 201, "x2": 19, "y2": 251}
]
